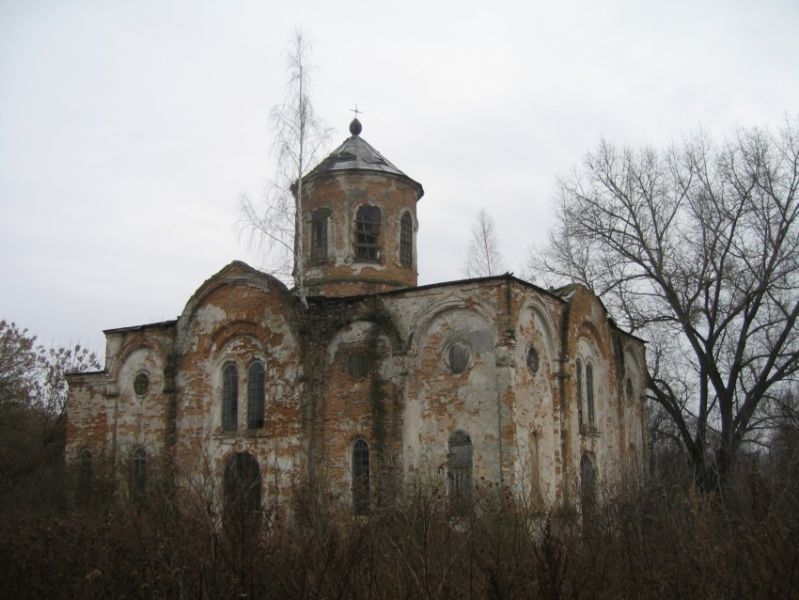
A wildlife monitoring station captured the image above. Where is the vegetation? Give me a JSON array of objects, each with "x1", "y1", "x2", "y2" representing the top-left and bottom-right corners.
[
  {"x1": 0, "y1": 320, "x2": 100, "y2": 512},
  {"x1": 1, "y1": 461, "x2": 797, "y2": 599},
  {"x1": 531, "y1": 119, "x2": 799, "y2": 489}
]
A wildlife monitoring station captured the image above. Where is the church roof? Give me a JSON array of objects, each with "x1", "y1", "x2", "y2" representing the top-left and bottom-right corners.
[{"x1": 303, "y1": 119, "x2": 424, "y2": 197}]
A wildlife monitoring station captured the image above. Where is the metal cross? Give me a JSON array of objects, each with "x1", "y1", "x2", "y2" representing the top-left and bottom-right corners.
[{"x1": 350, "y1": 104, "x2": 363, "y2": 118}]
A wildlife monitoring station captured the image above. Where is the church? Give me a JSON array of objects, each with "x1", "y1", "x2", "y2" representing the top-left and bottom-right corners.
[{"x1": 66, "y1": 118, "x2": 647, "y2": 515}]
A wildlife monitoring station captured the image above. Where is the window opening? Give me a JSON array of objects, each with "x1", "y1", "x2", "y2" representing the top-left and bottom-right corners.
[
  {"x1": 355, "y1": 205, "x2": 381, "y2": 261},
  {"x1": 133, "y1": 372, "x2": 149, "y2": 397},
  {"x1": 575, "y1": 359, "x2": 584, "y2": 428},
  {"x1": 448, "y1": 430, "x2": 473, "y2": 513},
  {"x1": 400, "y1": 212, "x2": 413, "y2": 267},
  {"x1": 132, "y1": 446, "x2": 147, "y2": 503},
  {"x1": 311, "y1": 208, "x2": 330, "y2": 263},
  {"x1": 247, "y1": 361, "x2": 265, "y2": 429},
  {"x1": 347, "y1": 351, "x2": 371, "y2": 379},
  {"x1": 526, "y1": 346, "x2": 540, "y2": 376},
  {"x1": 580, "y1": 453, "x2": 597, "y2": 513},
  {"x1": 447, "y1": 341, "x2": 471, "y2": 374},
  {"x1": 586, "y1": 363, "x2": 595, "y2": 428},
  {"x1": 352, "y1": 439, "x2": 370, "y2": 514},
  {"x1": 625, "y1": 377, "x2": 634, "y2": 403},
  {"x1": 222, "y1": 362, "x2": 238, "y2": 432}
]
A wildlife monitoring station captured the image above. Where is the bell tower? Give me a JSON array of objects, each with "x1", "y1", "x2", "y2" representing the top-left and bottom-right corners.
[{"x1": 299, "y1": 118, "x2": 424, "y2": 297}]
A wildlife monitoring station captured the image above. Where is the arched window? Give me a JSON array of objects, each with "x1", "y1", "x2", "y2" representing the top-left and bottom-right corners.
[
  {"x1": 575, "y1": 359, "x2": 584, "y2": 428},
  {"x1": 222, "y1": 362, "x2": 238, "y2": 432},
  {"x1": 352, "y1": 439, "x2": 370, "y2": 514},
  {"x1": 586, "y1": 362, "x2": 595, "y2": 428},
  {"x1": 223, "y1": 452, "x2": 262, "y2": 539},
  {"x1": 79, "y1": 448, "x2": 92, "y2": 498},
  {"x1": 448, "y1": 430, "x2": 473, "y2": 513},
  {"x1": 311, "y1": 208, "x2": 330, "y2": 263},
  {"x1": 355, "y1": 205, "x2": 381, "y2": 261},
  {"x1": 580, "y1": 453, "x2": 597, "y2": 513},
  {"x1": 399, "y1": 212, "x2": 413, "y2": 267},
  {"x1": 132, "y1": 446, "x2": 147, "y2": 502},
  {"x1": 247, "y1": 361, "x2": 265, "y2": 429}
]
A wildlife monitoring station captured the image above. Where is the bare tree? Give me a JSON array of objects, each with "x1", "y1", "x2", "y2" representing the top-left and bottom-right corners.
[
  {"x1": 532, "y1": 120, "x2": 799, "y2": 489},
  {"x1": 0, "y1": 320, "x2": 100, "y2": 488},
  {"x1": 464, "y1": 209, "x2": 506, "y2": 278},
  {"x1": 240, "y1": 29, "x2": 330, "y2": 307}
]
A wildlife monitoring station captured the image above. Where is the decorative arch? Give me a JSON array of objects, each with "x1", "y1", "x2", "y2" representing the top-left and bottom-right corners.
[
  {"x1": 519, "y1": 299, "x2": 558, "y2": 364},
  {"x1": 326, "y1": 320, "x2": 399, "y2": 368},
  {"x1": 111, "y1": 336, "x2": 167, "y2": 385},
  {"x1": 407, "y1": 296, "x2": 496, "y2": 358}
]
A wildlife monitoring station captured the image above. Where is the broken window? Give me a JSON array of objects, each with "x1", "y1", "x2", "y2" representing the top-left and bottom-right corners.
[
  {"x1": 586, "y1": 362, "x2": 595, "y2": 428},
  {"x1": 222, "y1": 362, "x2": 238, "y2": 432},
  {"x1": 355, "y1": 205, "x2": 381, "y2": 261},
  {"x1": 447, "y1": 341, "x2": 471, "y2": 374},
  {"x1": 311, "y1": 208, "x2": 330, "y2": 264},
  {"x1": 448, "y1": 430, "x2": 473, "y2": 513},
  {"x1": 132, "y1": 446, "x2": 147, "y2": 503},
  {"x1": 247, "y1": 360, "x2": 265, "y2": 429},
  {"x1": 352, "y1": 439, "x2": 370, "y2": 514},
  {"x1": 400, "y1": 212, "x2": 413, "y2": 267}
]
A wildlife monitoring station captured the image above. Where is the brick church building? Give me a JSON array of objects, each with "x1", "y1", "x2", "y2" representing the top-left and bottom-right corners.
[{"x1": 66, "y1": 119, "x2": 646, "y2": 515}]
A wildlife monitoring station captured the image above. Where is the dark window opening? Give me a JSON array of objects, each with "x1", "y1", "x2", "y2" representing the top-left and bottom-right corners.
[
  {"x1": 400, "y1": 212, "x2": 413, "y2": 267},
  {"x1": 580, "y1": 453, "x2": 597, "y2": 514},
  {"x1": 352, "y1": 439, "x2": 370, "y2": 514},
  {"x1": 132, "y1": 446, "x2": 147, "y2": 503},
  {"x1": 311, "y1": 208, "x2": 330, "y2": 264},
  {"x1": 347, "y1": 351, "x2": 371, "y2": 379},
  {"x1": 448, "y1": 430, "x2": 473, "y2": 513},
  {"x1": 222, "y1": 362, "x2": 238, "y2": 432},
  {"x1": 575, "y1": 359, "x2": 584, "y2": 428},
  {"x1": 447, "y1": 341, "x2": 471, "y2": 374},
  {"x1": 586, "y1": 363, "x2": 595, "y2": 428},
  {"x1": 79, "y1": 448, "x2": 92, "y2": 498},
  {"x1": 247, "y1": 361, "x2": 265, "y2": 429},
  {"x1": 625, "y1": 377, "x2": 634, "y2": 402},
  {"x1": 355, "y1": 205, "x2": 381, "y2": 262},
  {"x1": 526, "y1": 346, "x2": 540, "y2": 376},
  {"x1": 134, "y1": 372, "x2": 149, "y2": 397}
]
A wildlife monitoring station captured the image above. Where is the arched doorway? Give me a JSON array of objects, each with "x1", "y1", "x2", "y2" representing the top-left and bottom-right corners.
[{"x1": 223, "y1": 452, "x2": 261, "y2": 541}]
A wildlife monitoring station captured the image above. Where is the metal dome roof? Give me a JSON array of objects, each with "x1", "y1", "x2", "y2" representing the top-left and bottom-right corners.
[{"x1": 303, "y1": 120, "x2": 423, "y2": 197}]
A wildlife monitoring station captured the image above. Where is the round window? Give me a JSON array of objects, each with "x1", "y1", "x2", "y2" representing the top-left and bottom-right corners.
[
  {"x1": 347, "y1": 351, "x2": 371, "y2": 379},
  {"x1": 526, "y1": 346, "x2": 540, "y2": 376},
  {"x1": 133, "y1": 372, "x2": 149, "y2": 397},
  {"x1": 447, "y1": 341, "x2": 471, "y2": 374}
]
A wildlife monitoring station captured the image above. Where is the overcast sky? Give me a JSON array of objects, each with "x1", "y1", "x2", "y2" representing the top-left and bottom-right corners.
[{"x1": 1, "y1": 0, "x2": 797, "y2": 356}]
